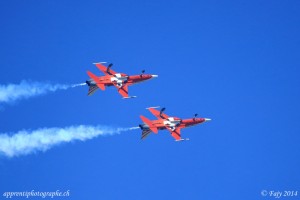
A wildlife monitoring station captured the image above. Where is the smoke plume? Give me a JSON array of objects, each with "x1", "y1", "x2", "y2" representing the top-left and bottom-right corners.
[
  {"x1": 0, "y1": 80, "x2": 86, "y2": 104},
  {"x1": 0, "y1": 125, "x2": 136, "y2": 157}
]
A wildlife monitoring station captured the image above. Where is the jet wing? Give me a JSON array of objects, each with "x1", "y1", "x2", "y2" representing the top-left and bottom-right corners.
[
  {"x1": 111, "y1": 83, "x2": 129, "y2": 98},
  {"x1": 110, "y1": 81, "x2": 134, "y2": 98},
  {"x1": 94, "y1": 63, "x2": 117, "y2": 75},
  {"x1": 166, "y1": 127, "x2": 181, "y2": 141},
  {"x1": 148, "y1": 107, "x2": 169, "y2": 119}
]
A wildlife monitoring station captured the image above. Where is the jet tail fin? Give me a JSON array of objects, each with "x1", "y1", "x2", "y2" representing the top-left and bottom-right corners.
[
  {"x1": 140, "y1": 115, "x2": 158, "y2": 133},
  {"x1": 87, "y1": 85, "x2": 98, "y2": 96},
  {"x1": 141, "y1": 129, "x2": 152, "y2": 140},
  {"x1": 87, "y1": 71, "x2": 105, "y2": 90}
]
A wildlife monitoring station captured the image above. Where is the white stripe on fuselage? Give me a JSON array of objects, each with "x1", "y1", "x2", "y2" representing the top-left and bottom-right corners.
[
  {"x1": 163, "y1": 117, "x2": 181, "y2": 128},
  {"x1": 110, "y1": 73, "x2": 128, "y2": 87}
]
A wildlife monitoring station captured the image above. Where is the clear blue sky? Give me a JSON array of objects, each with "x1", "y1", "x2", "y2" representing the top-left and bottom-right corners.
[{"x1": 0, "y1": 0, "x2": 300, "y2": 199}]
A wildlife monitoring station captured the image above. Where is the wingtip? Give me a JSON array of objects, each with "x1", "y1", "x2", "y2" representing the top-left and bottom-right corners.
[
  {"x1": 123, "y1": 96, "x2": 137, "y2": 99},
  {"x1": 146, "y1": 106, "x2": 160, "y2": 109},
  {"x1": 93, "y1": 62, "x2": 107, "y2": 65},
  {"x1": 175, "y1": 138, "x2": 190, "y2": 142}
]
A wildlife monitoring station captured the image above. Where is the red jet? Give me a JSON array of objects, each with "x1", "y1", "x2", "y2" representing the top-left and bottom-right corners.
[
  {"x1": 139, "y1": 107, "x2": 211, "y2": 141},
  {"x1": 86, "y1": 63, "x2": 158, "y2": 98}
]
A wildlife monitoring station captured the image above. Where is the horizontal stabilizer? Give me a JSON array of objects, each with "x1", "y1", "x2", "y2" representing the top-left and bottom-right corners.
[
  {"x1": 87, "y1": 71, "x2": 105, "y2": 90},
  {"x1": 140, "y1": 115, "x2": 158, "y2": 133}
]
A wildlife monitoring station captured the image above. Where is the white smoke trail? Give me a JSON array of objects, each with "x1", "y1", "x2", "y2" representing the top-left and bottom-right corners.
[
  {"x1": 0, "y1": 80, "x2": 86, "y2": 104},
  {"x1": 128, "y1": 127, "x2": 140, "y2": 130},
  {"x1": 0, "y1": 125, "x2": 135, "y2": 158},
  {"x1": 72, "y1": 83, "x2": 87, "y2": 88}
]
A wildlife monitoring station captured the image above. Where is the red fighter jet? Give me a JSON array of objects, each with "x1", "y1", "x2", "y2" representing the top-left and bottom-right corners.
[
  {"x1": 86, "y1": 63, "x2": 158, "y2": 98},
  {"x1": 139, "y1": 107, "x2": 211, "y2": 141}
]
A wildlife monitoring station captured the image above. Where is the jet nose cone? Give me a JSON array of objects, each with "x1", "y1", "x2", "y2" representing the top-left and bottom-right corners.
[
  {"x1": 204, "y1": 118, "x2": 212, "y2": 122},
  {"x1": 151, "y1": 75, "x2": 158, "y2": 78}
]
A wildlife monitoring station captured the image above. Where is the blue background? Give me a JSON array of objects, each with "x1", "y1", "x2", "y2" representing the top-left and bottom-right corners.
[{"x1": 0, "y1": 0, "x2": 300, "y2": 199}]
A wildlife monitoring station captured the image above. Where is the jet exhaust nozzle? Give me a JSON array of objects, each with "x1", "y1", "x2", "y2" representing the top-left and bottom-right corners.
[{"x1": 139, "y1": 124, "x2": 144, "y2": 130}]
